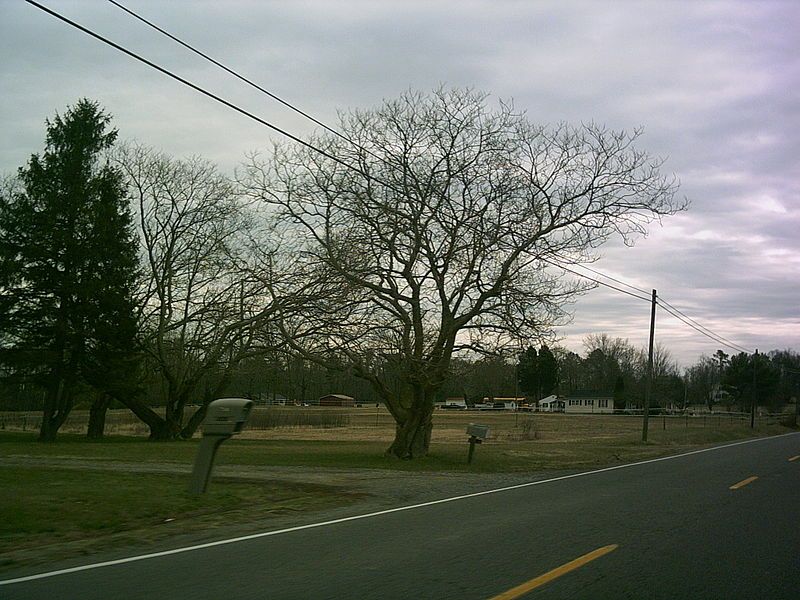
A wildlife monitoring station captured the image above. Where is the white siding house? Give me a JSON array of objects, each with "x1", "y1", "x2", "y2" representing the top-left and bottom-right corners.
[
  {"x1": 487, "y1": 397, "x2": 523, "y2": 410},
  {"x1": 565, "y1": 392, "x2": 614, "y2": 413},
  {"x1": 538, "y1": 395, "x2": 564, "y2": 412},
  {"x1": 436, "y1": 397, "x2": 468, "y2": 410}
]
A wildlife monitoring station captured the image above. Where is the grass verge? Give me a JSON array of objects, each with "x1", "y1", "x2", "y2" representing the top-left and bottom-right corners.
[{"x1": 0, "y1": 465, "x2": 359, "y2": 572}]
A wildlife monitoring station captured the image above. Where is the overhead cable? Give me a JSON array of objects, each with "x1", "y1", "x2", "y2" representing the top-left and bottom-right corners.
[
  {"x1": 657, "y1": 296, "x2": 751, "y2": 354},
  {"x1": 540, "y1": 257, "x2": 652, "y2": 303},
  {"x1": 105, "y1": 0, "x2": 382, "y2": 163},
  {"x1": 546, "y1": 257, "x2": 754, "y2": 354},
  {"x1": 550, "y1": 254, "x2": 650, "y2": 296},
  {"x1": 656, "y1": 300, "x2": 752, "y2": 354},
  {"x1": 25, "y1": 0, "x2": 396, "y2": 192}
]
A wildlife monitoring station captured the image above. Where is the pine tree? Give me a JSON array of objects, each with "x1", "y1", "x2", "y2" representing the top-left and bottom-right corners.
[
  {"x1": 517, "y1": 346, "x2": 540, "y2": 399},
  {"x1": 0, "y1": 100, "x2": 140, "y2": 441},
  {"x1": 538, "y1": 345, "x2": 559, "y2": 397}
]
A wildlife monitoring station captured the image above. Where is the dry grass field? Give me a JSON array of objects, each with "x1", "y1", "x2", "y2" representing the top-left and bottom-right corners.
[
  {"x1": 1, "y1": 405, "x2": 787, "y2": 446},
  {"x1": 238, "y1": 405, "x2": 782, "y2": 444}
]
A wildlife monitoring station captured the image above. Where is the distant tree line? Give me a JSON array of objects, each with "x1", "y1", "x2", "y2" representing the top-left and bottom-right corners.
[{"x1": 684, "y1": 349, "x2": 799, "y2": 413}]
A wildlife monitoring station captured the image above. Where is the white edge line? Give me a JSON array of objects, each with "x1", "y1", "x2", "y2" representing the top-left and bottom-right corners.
[{"x1": 2, "y1": 431, "x2": 798, "y2": 586}]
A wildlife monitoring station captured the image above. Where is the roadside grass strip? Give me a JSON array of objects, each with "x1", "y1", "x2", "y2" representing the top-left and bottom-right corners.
[
  {"x1": 488, "y1": 544, "x2": 618, "y2": 600},
  {"x1": 729, "y1": 476, "x2": 758, "y2": 490}
]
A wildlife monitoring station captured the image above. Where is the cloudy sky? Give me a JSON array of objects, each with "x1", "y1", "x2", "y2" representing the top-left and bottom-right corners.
[{"x1": 2, "y1": 0, "x2": 798, "y2": 366}]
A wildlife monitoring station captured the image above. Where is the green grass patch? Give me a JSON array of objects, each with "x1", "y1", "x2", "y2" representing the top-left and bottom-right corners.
[{"x1": 0, "y1": 465, "x2": 358, "y2": 570}]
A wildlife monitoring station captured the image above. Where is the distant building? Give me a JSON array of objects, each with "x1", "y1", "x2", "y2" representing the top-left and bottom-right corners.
[
  {"x1": 436, "y1": 397, "x2": 468, "y2": 410},
  {"x1": 565, "y1": 391, "x2": 614, "y2": 414},
  {"x1": 538, "y1": 394, "x2": 564, "y2": 412},
  {"x1": 485, "y1": 397, "x2": 523, "y2": 410},
  {"x1": 711, "y1": 384, "x2": 734, "y2": 407},
  {"x1": 318, "y1": 394, "x2": 355, "y2": 407},
  {"x1": 258, "y1": 393, "x2": 289, "y2": 406}
]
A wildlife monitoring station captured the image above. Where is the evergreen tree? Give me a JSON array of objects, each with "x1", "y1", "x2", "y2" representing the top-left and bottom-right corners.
[
  {"x1": 723, "y1": 352, "x2": 779, "y2": 413},
  {"x1": 0, "y1": 100, "x2": 140, "y2": 441},
  {"x1": 538, "y1": 345, "x2": 559, "y2": 397},
  {"x1": 517, "y1": 346, "x2": 539, "y2": 399},
  {"x1": 613, "y1": 375, "x2": 626, "y2": 410}
]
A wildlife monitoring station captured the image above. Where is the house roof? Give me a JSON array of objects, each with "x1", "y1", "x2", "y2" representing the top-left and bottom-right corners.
[
  {"x1": 567, "y1": 391, "x2": 613, "y2": 399},
  {"x1": 320, "y1": 394, "x2": 354, "y2": 400}
]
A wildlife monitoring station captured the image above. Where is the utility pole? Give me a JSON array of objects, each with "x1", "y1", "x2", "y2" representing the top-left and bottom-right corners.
[
  {"x1": 795, "y1": 368, "x2": 799, "y2": 426},
  {"x1": 642, "y1": 289, "x2": 657, "y2": 442},
  {"x1": 514, "y1": 348, "x2": 520, "y2": 426},
  {"x1": 750, "y1": 349, "x2": 758, "y2": 429}
]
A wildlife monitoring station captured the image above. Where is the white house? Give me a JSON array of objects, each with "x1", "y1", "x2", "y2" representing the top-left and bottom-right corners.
[
  {"x1": 436, "y1": 397, "x2": 468, "y2": 410},
  {"x1": 538, "y1": 395, "x2": 564, "y2": 412},
  {"x1": 565, "y1": 392, "x2": 614, "y2": 413},
  {"x1": 486, "y1": 397, "x2": 522, "y2": 410}
]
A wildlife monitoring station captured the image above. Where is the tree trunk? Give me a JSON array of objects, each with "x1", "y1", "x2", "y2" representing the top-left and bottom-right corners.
[
  {"x1": 180, "y1": 404, "x2": 208, "y2": 439},
  {"x1": 116, "y1": 394, "x2": 180, "y2": 440},
  {"x1": 385, "y1": 388, "x2": 434, "y2": 459},
  {"x1": 87, "y1": 393, "x2": 112, "y2": 439},
  {"x1": 148, "y1": 419, "x2": 183, "y2": 441},
  {"x1": 180, "y1": 371, "x2": 233, "y2": 439},
  {"x1": 39, "y1": 378, "x2": 72, "y2": 442}
]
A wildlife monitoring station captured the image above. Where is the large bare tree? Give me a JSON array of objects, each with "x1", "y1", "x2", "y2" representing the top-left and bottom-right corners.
[{"x1": 243, "y1": 88, "x2": 684, "y2": 458}]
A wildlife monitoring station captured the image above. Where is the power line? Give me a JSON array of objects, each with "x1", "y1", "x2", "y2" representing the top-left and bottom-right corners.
[
  {"x1": 656, "y1": 300, "x2": 752, "y2": 354},
  {"x1": 540, "y1": 257, "x2": 652, "y2": 302},
  {"x1": 105, "y1": 0, "x2": 379, "y2": 161},
  {"x1": 657, "y1": 296, "x2": 751, "y2": 354},
  {"x1": 550, "y1": 254, "x2": 650, "y2": 296},
  {"x1": 25, "y1": 0, "x2": 393, "y2": 190},
  {"x1": 544, "y1": 257, "x2": 754, "y2": 354}
]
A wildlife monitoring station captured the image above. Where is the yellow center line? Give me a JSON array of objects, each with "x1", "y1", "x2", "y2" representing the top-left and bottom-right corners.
[
  {"x1": 488, "y1": 544, "x2": 618, "y2": 600},
  {"x1": 789, "y1": 455, "x2": 800, "y2": 462},
  {"x1": 730, "y1": 476, "x2": 758, "y2": 490}
]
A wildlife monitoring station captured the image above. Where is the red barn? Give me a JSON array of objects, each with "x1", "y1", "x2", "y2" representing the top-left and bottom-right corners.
[{"x1": 318, "y1": 394, "x2": 355, "y2": 407}]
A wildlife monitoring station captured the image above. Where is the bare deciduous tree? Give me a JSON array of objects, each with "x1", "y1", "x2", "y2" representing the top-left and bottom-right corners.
[
  {"x1": 116, "y1": 144, "x2": 279, "y2": 439},
  {"x1": 243, "y1": 88, "x2": 684, "y2": 458}
]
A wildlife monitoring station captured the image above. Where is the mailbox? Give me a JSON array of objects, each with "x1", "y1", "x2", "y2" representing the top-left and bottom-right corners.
[
  {"x1": 466, "y1": 423, "x2": 490, "y2": 440},
  {"x1": 189, "y1": 398, "x2": 254, "y2": 494},
  {"x1": 202, "y1": 398, "x2": 254, "y2": 435},
  {"x1": 466, "y1": 423, "x2": 489, "y2": 464}
]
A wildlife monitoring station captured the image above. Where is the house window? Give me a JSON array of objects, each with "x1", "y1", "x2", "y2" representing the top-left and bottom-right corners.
[
  {"x1": 599, "y1": 399, "x2": 608, "y2": 408},
  {"x1": 586, "y1": 399, "x2": 593, "y2": 406}
]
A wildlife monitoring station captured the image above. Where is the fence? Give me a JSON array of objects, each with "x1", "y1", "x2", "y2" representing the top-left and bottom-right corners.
[
  {"x1": 0, "y1": 406, "x2": 792, "y2": 438},
  {"x1": 0, "y1": 406, "x2": 352, "y2": 436}
]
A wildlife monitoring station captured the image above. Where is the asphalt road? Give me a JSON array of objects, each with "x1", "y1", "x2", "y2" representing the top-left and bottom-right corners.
[{"x1": 3, "y1": 433, "x2": 799, "y2": 599}]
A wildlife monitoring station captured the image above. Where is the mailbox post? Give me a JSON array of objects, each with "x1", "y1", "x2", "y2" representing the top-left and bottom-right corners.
[
  {"x1": 466, "y1": 423, "x2": 489, "y2": 464},
  {"x1": 189, "y1": 398, "x2": 254, "y2": 495}
]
